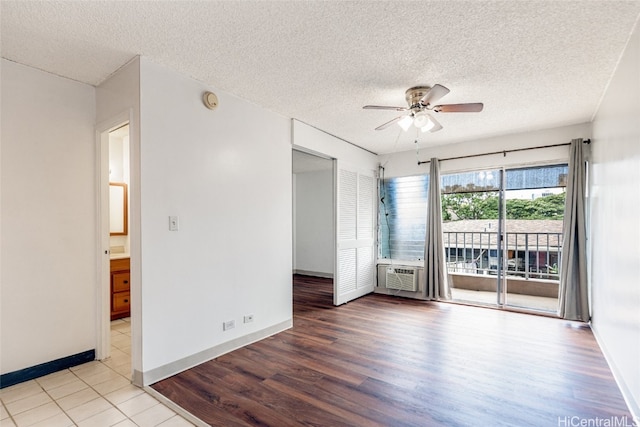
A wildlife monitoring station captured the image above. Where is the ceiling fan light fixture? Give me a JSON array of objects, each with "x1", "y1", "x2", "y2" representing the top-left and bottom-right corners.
[
  {"x1": 398, "y1": 115, "x2": 413, "y2": 131},
  {"x1": 413, "y1": 111, "x2": 430, "y2": 129},
  {"x1": 364, "y1": 84, "x2": 483, "y2": 132},
  {"x1": 420, "y1": 119, "x2": 435, "y2": 133}
]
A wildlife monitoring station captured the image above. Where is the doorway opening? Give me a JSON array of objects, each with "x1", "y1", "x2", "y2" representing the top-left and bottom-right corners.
[
  {"x1": 292, "y1": 149, "x2": 335, "y2": 299},
  {"x1": 97, "y1": 117, "x2": 133, "y2": 380},
  {"x1": 106, "y1": 124, "x2": 132, "y2": 377}
]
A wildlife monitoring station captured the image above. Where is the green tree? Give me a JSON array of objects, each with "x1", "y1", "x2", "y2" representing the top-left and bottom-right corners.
[
  {"x1": 441, "y1": 192, "x2": 499, "y2": 220},
  {"x1": 442, "y1": 191, "x2": 565, "y2": 221},
  {"x1": 507, "y1": 192, "x2": 565, "y2": 220}
]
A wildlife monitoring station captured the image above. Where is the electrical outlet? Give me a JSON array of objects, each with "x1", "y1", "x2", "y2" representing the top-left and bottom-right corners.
[
  {"x1": 243, "y1": 314, "x2": 254, "y2": 323},
  {"x1": 223, "y1": 320, "x2": 235, "y2": 331}
]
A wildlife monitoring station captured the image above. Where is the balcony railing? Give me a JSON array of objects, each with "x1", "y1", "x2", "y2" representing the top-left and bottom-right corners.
[{"x1": 443, "y1": 231, "x2": 563, "y2": 281}]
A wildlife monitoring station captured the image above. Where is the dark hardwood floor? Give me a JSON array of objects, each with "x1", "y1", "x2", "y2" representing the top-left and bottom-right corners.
[{"x1": 152, "y1": 275, "x2": 632, "y2": 426}]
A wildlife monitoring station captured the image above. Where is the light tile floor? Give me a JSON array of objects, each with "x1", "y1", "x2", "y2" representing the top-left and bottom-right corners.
[{"x1": 0, "y1": 319, "x2": 197, "y2": 427}]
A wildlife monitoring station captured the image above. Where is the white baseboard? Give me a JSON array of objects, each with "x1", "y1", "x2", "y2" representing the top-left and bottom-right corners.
[
  {"x1": 294, "y1": 269, "x2": 333, "y2": 279},
  {"x1": 136, "y1": 319, "x2": 292, "y2": 387}
]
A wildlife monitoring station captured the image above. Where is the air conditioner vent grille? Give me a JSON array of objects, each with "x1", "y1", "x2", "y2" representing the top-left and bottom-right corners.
[{"x1": 386, "y1": 267, "x2": 418, "y2": 291}]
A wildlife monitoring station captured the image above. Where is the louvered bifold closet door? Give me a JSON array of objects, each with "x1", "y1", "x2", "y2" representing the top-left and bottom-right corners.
[{"x1": 334, "y1": 162, "x2": 376, "y2": 306}]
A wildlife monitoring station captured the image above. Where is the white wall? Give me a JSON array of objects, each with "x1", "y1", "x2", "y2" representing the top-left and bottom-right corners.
[
  {"x1": 590, "y1": 22, "x2": 640, "y2": 418},
  {"x1": 109, "y1": 131, "x2": 131, "y2": 253},
  {"x1": 294, "y1": 169, "x2": 334, "y2": 276},
  {"x1": 138, "y1": 58, "x2": 292, "y2": 383},
  {"x1": 109, "y1": 132, "x2": 130, "y2": 183},
  {"x1": 379, "y1": 123, "x2": 591, "y2": 178},
  {"x1": 1, "y1": 59, "x2": 97, "y2": 373}
]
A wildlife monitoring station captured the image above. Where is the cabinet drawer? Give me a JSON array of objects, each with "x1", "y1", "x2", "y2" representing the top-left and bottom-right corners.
[
  {"x1": 113, "y1": 292, "x2": 130, "y2": 312},
  {"x1": 113, "y1": 272, "x2": 130, "y2": 293},
  {"x1": 110, "y1": 257, "x2": 130, "y2": 272}
]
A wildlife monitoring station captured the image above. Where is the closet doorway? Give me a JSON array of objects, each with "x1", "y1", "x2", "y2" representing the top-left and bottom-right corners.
[{"x1": 292, "y1": 150, "x2": 335, "y2": 288}]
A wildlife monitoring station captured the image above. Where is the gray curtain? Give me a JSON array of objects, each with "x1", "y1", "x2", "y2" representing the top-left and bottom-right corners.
[
  {"x1": 558, "y1": 139, "x2": 589, "y2": 321},
  {"x1": 424, "y1": 158, "x2": 451, "y2": 300}
]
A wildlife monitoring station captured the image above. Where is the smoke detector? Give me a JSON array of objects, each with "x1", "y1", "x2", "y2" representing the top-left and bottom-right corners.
[{"x1": 203, "y1": 91, "x2": 219, "y2": 110}]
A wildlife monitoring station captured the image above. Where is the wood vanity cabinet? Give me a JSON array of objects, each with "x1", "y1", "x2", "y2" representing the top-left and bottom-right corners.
[{"x1": 110, "y1": 258, "x2": 130, "y2": 320}]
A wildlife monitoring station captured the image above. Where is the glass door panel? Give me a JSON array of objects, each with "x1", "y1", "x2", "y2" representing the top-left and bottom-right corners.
[
  {"x1": 502, "y1": 165, "x2": 567, "y2": 312},
  {"x1": 441, "y1": 169, "x2": 502, "y2": 306}
]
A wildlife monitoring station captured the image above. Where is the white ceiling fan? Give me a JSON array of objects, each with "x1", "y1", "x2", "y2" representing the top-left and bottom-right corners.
[{"x1": 363, "y1": 85, "x2": 483, "y2": 133}]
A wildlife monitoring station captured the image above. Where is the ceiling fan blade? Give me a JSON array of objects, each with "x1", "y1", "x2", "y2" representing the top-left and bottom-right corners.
[
  {"x1": 375, "y1": 115, "x2": 405, "y2": 131},
  {"x1": 363, "y1": 105, "x2": 408, "y2": 111},
  {"x1": 419, "y1": 84, "x2": 450, "y2": 106},
  {"x1": 433, "y1": 103, "x2": 484, "y2": 113},
  {"x1": 427, "y1": 114, "x2": 443, "y2": 132}
]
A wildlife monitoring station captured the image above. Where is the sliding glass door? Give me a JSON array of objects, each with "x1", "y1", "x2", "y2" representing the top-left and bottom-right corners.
[{"x1": 443, "y1": 164, "x2": 567, "y2": 312}]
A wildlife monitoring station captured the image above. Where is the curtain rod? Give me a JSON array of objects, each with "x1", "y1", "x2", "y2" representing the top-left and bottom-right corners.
[{"x1": 416, "y1": 139, "x2": 591, "y2": 165}]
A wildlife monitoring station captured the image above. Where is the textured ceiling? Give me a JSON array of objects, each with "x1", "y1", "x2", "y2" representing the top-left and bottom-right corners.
[{"x1": 2, "y1": 1, "x2": 640, "y2": 154}]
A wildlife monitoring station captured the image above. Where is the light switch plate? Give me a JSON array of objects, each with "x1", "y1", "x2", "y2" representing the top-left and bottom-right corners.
[{"x1": 169, "y1": 216, "x2": 179, "y2": 231}]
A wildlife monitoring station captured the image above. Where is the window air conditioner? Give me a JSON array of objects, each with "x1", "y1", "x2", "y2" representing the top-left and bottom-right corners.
[{"x1": 386, "y1": 267, "x2": 418, "y2": 292}]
